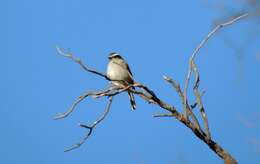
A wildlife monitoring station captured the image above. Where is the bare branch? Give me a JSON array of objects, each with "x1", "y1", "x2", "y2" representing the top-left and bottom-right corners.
[
  {"x1": 56, "y1": 46, "x2": 109, "y2": 80},
  {"x1": 163, "y1": 75, "x2": 202, "y2": 132},
  {"x1": 64, "y1": 96, "x2": 113, "y2": 152},
  {"x1": 54, "y1": 87, "x2": 114, "y2": 120},
  {"x1": 54, "y1": 91, "x2": 93, "y2": 120},
  {"x1": 191, "y1": 61, "x2": 211, "y2": 141},
  {"x1": 153, "y1": 113, "x2": 174, "y2": 118},
  {"x1": 183, "y1": 13, "x2": 249, "y2": 118},
  {"x1": 133, "y1": 82, "x2": 161, "y2": 103},
  {"x1": 191, "y1": 13, "x2": 248, "y2": 61},
  {"x1": 163, "y1": 76, "x2": 183, "y2": 100}
]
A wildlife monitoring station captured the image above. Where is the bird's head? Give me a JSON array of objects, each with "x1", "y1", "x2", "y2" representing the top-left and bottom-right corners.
[{"x1": 108, "y1": 52, "x2": 123, "y2": 60}]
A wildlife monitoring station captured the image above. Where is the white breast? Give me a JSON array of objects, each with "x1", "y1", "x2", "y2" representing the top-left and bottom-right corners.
[{"x1": 107, "y1": 61, "x2": 130, "y2": 81}]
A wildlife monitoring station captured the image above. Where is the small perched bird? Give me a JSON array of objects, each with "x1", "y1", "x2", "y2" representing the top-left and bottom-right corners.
[{"x1": 107, "y1": 52, "x2": 136, "y2": 110}]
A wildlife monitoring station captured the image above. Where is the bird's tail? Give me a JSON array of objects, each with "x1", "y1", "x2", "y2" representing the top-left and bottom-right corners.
[{"x1": 128, "y1": 91, "x2": 136, "y2": 110}]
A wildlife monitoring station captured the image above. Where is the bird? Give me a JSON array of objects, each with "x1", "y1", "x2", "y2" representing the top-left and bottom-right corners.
[{"x1": 107, "y1": 52, "x2": 136, "y2": 110}]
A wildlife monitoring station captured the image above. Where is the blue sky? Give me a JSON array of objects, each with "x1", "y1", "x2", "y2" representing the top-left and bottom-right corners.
[{"x1": 3, "y1": 0, "x2": 260, "y2": 163}]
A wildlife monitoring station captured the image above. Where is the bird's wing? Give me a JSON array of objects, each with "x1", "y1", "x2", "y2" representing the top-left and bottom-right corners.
[
  {"x1": 125, "y1": 62, "x2": 133, "y2": 76},
  {"x1": 124, "y1": 62, "x2": 134, "y2": 84},
  {"x1": 114, "y1": 60, "x2": 134, "y2": 83}
]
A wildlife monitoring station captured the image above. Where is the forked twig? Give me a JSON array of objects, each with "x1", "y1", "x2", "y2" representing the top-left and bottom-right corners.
[
  {"x1": 183, "y1": 13, "x2": 249, "y2": 118},
  {"x1": 54, "y1": 87, "x2": 114, "y2": 120},
  {"x1": 54, "y1": 91, "x2": 94, "y2": 120},
  {"x1": 163, "y1": 76, "x2": 202, "y2": 132},
  {"x1": 158, "y1": 13, "x2": 248, "y2": 163},
  {"x1": 64, "y1": 96, "x2": 113, "y2": 152}
]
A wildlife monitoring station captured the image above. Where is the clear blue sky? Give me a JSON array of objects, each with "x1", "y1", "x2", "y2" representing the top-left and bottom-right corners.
[{"x1": 3, "y1": 0, "x2": 260, "y2": 163}]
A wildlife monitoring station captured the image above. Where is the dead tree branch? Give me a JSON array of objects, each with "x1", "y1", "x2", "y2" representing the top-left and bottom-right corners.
[
  {"x1": 54, "y1": 86, "x2": 116, "y2": 120},
  {"x1": 191, "y1": 61, "x2": 211, "y2": 141},
  {"x1": 56, "y1": 46, "x2": 109, "y2": 80},
  {"x1": 183, "y1": 13, "x2": 249, "y2": 118},
  {"x1": 55, "y1": 13, "x2": 248, "y2": 164},
  {"x1": 163, "y1": 76, "x2": 203, "y2": 133},
  {"x1": 64, "y1": 96, "x2": 113, "y2": 152}
]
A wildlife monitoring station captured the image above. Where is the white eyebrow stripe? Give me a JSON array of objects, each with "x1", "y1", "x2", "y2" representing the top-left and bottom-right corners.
[{"x1": 109, "y1": 53, "x2": 121, "y2": 58}]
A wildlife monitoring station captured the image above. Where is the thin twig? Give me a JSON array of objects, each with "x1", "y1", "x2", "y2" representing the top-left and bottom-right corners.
[
  {"x1": 54, "y1": 88, "x2": 114, "y2": 120},
  {"x1": 153, "y1": 113, "x2": 174, "y2": 117},
  {"x1": 54, "y1": 92, "x2": 92, "y2": 120},
  {"x1": 163, "y1": 76, "x2": 202, "y2": 132},
  {"x1": 183, "y1": 13, "x2": 249, "y2": 118},
  {"x1": 56, "y1": 46, "x2": 109, "y2": 80},
  {"x1": 191, "y1": 13, "x2": 248, "y2": 61},
  {"x1": 64, "y1": 96, "x2": 113, "y2": 152},
  {"x1": 191, "y1": 61, "x2": 211, "y2": 140},
  {"x1": 190, "y1": 90, "x2": 206, "y2": 110}
]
